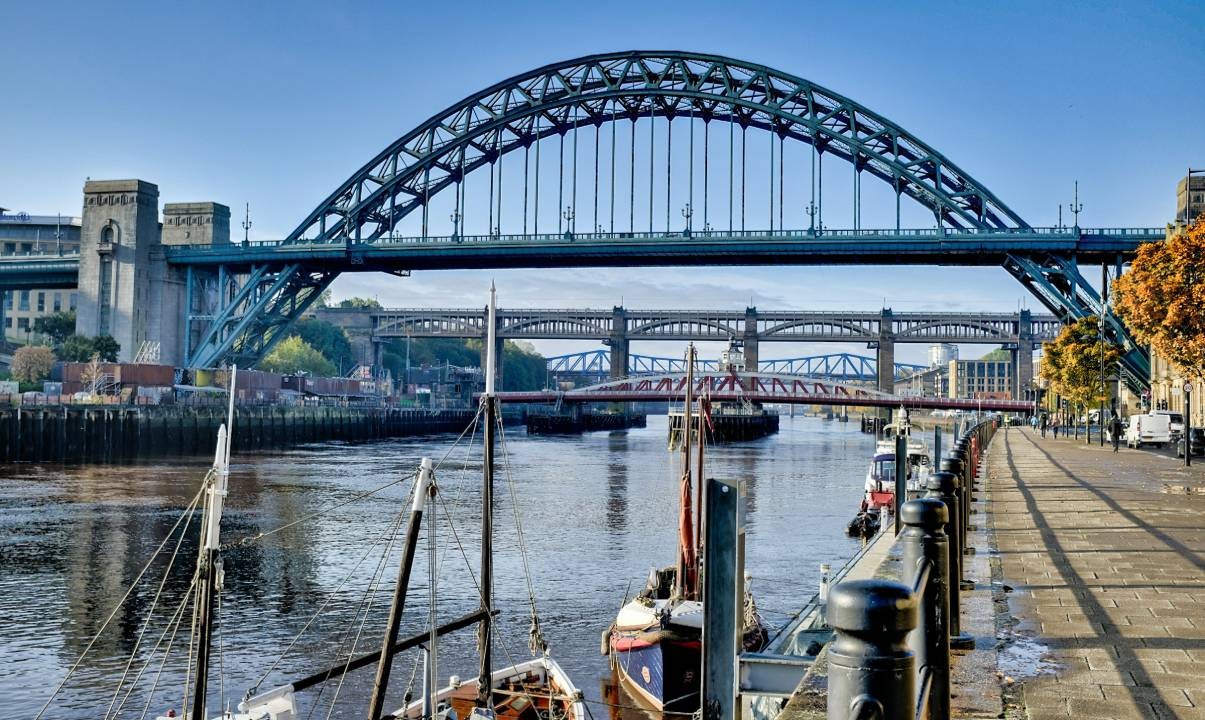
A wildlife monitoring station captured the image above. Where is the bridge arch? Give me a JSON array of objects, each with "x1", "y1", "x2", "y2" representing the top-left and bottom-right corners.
[
  {"x1": 193, "y1": 52, "x2": 1155, "y2": 384},
  {"x1": 289, "y1": 51, "x2": 1027, "y2": 249}
]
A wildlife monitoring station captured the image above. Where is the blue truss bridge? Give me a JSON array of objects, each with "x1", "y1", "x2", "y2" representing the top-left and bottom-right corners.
[{"x1": 1, "y1": 52, "x2": 1165, "y2": 389}]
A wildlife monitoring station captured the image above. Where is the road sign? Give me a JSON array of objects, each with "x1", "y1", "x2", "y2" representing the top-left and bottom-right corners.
[{"x1": 1185, "y1": 382, "x2": 1193, "y2": 393}]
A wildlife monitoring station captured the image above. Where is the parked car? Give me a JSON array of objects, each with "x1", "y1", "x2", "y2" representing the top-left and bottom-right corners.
[
  {"x1": 1126, "y1": 413, "x2": 1172, "y2": 449},
  {"x1": 1176, "y1": 428, "x2": 1205, "y2": 458}
]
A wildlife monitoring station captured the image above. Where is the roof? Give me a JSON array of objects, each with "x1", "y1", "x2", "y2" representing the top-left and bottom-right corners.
[{"x1": 0, "y1": 213, "x2": 82, "y2": 226}]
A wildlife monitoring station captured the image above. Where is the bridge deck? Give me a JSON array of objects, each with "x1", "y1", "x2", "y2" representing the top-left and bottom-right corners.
[{"x1": 159, "y1": 227, "x2": 1165, "y2": 270}]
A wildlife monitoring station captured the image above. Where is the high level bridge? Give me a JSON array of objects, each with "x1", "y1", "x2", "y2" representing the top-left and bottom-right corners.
[
  {"x1": 2, "y1": 52, "x2": 1164, "y2": 388},
  {"x1": 313, "y1": 305, "x2": 1056, "y2": 395}
]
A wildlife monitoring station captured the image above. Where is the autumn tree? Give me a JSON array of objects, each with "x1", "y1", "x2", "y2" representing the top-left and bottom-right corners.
[
  {"x1": 1040, "y1": 316, "x2": 1121, "y2": 420},
  {"x1": 11, "y1": 345, "x2": 56, "y2": 384},
  {"x1": 1112, "y1": 217, "x2": 1205, "y2": 381}
]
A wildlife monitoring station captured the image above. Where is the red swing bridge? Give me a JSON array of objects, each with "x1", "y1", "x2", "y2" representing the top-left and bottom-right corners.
[{"x1": 491, "y1": 372, "x2": 1035, "y2": 412}]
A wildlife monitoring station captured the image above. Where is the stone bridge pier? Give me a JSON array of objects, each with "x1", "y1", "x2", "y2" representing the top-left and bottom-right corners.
[
  {"x1": 875, "y1": 308, "x2": 896, "y2": 395},
  {"x1": 605, "y1": 306, "x2": 629, "y2": 380}
]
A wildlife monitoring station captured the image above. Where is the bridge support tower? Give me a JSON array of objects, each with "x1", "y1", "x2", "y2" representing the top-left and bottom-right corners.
[
  {"x1": 743, "y1": 307, "x2": 760, "y2": 370},
  {"x1": 606, "y1": 306, "x2": 629, "y2": 380},
  {"x1": 875, "y1": 308, "x2": 896, "y2": 396},
  {"x1": 1012, "y1": 309, "x2": 1034, "y2": 401}
]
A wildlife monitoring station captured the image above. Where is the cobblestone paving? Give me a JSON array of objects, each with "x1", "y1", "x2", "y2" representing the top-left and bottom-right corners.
[{"x1": 987, "y1": 427, "x2": 1205, "y2": 719}]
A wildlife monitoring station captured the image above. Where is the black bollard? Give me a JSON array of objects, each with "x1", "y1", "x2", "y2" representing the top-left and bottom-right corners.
[
  {"x1": 941, "y1": 454, "x2": 970, "y2": 556},
  {"x1": 901, "y1": 499, "x2": 951, "y2": 720},
  {"x1": 827, "y1": 579, "x2": 917, "y2": 720},
  {"x1": 925, "y1": 471, "x2": 965, "y2": 637}
]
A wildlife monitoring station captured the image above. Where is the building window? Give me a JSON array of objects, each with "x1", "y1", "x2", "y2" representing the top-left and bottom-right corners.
[
  {"x1": 69, "y1": 293, "x2": 77, "y2": 310},
  {"x1": 4, "y1": 317, "x2": 10, "y2": 329},
  {"x1": 17, "y1": 317, "x2": 29, "y2": 331},
  {"x1": 3, "y1": 293, "x2": 10, "y2": 310},
  {"x1": 18, "y1": 291, "x2": 30, "y2": 311},
  {"x1": 53, "y1": 293, "x2": 61, "y2": 312},
  {"x1": 36, "y1": 292, "x2": 45, "y2": 312}
]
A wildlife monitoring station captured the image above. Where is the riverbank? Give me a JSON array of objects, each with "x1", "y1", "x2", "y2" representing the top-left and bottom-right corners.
[
  {"x1": 985, "y1": 427, "x2": 1205, "y2": 719},
  {"x1": 0, "y1": 405, "x2": 478, "y2": 462}
]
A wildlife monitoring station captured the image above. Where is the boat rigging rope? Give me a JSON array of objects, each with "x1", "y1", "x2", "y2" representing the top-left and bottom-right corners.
[
  {"x1": 249, "y1": 497, "x2": 412, "y2": 698},
  {"x1": 221, "y1": 404, "x2": 486, "y2": 552},
  {"x1": 424, "y1": 404, "x2": 556, "y2": 715},
  {"x1": 495, "y1": 412, "x2": 547, "y2": 655},
  {"x1": 104, "y1": 492, "x2": 203, "y2": 720},
  {"x1": 135, "y1": 577, "x2": 197, "y2": 720},
  {"x1": 319, "y1": 503, "x2": 408, "y2": 720},
  {"x1": 34, "y1": 484, "x2": 206, "y2": 720}
]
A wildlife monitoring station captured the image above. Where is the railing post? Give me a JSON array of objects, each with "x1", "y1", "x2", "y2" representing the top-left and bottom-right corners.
[
  {"x1": 901, "y1": 499, "x2": 951, "y2": 720},
  {"x1": 924, "y1": 471, "x2": 963, "y2": 637},
  {"x1": 827, "y1": 579, "x2": 917, "y2": 720}
]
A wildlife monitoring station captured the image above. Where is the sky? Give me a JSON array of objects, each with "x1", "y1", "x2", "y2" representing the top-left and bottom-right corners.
[{"x1": 3, "y1": 0, "x2": 1203, "y2": 363}]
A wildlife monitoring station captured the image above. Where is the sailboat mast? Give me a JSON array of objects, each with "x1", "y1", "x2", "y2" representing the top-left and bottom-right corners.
[
  {"x1": 477, "y1": 283, "x2": 498, "y2": 709},
  {"x1": 366, "y1": 458, "x2": 434, "y2": 720},
  {"x1": 676, "y1": 345, "x2": 696, "y2": 599},
  {"x1": 191, "y1": 365, "x2": 236, "y2": 720}
]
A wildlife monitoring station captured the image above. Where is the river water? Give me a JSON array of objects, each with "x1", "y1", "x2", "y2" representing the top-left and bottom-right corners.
[{"x1": 0, "y1": 414, "x2": 875, "y2": 718}]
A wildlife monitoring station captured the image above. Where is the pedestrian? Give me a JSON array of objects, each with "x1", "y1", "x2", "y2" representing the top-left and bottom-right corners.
[
  {"x1": 1111, "y1": 413, "x2": 1123, "y2": 452},
  {"x1": 1039, "y1": 413, "x2": 1048, "y2": 438},
  {"x1": 1053, "y1": 419, "x2": 1060, "y2": 439}
]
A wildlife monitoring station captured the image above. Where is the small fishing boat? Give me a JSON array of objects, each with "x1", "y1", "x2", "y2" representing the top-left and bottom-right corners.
[{"x1": 610, "y1": 344, "x2": 768, "y2": 714}]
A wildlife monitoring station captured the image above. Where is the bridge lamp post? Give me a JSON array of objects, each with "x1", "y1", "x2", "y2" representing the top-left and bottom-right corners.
[
  {"x1": 681, "y1": 203, "x2": 693, "y2": 236},
  {"x1": 1067, "y1": 181, "x2": 1083, "y2": 230},
  {"x1": 450, "y1": 210, "x2": 461, "y2": 240},
  {"x1": 562, "y1": 206, "x2": 574, "y2": 238},
  {"x1": 805, "y1": 200, "x2": 818, "y2": 235}
]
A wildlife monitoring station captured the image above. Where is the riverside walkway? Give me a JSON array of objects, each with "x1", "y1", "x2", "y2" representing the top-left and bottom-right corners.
[{"x1": 987, "y1": 427, "x2": 1205, "y2": 719}]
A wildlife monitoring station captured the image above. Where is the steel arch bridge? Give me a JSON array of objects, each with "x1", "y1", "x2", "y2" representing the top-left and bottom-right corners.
[
  {"x1": 180, "y1": 50, "x2": 1151, "y2": 387},
  {"x1": 545, "y1": 349, "x2": 926, "y2": 382}
]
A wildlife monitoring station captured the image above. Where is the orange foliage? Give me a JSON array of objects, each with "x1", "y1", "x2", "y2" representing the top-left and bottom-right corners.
[{"x1": 1112, "y1": 217, "x2": 1205, "y2": 380}]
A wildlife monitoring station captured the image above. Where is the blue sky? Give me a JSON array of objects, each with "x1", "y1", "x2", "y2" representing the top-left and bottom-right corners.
[{"x1": 3, "y1": 0, "x2": 1203, "y2": 362}]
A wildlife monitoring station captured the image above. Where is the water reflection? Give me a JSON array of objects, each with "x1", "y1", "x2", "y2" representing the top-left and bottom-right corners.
[
  {"x1": 606, "y1": 432, "x2": 629, "y2": 536},
  {"x1": 0, "y1": 414, "x2": 873, "y2": 717}
]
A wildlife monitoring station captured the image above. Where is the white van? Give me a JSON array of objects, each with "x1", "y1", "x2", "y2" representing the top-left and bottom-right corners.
[
  {"x1": 1126, "y1": 413, "x2": 1172, "y2": 448},
  {"x1": 1152, "y1": 410, "x2": 1184, "y2": 436}
]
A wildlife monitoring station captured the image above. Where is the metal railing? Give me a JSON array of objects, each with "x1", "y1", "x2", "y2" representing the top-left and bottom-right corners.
[{"x1": 828, "y1": 417, "x2": 998, "y2": 719}]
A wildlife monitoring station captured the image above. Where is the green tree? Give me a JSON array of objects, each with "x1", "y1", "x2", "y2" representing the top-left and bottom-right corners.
[
  {"x1": 33, "y1": 310, "x2": 76, "y2": 345},
  {"x1": 92, "y1": 335, "x2": 120, "y2": 362},
  {"x1": 1113, "y1": 217, "x2": 1205, "y2": 381},
  {"x1": 338, "y1": 296, "x2": 383, "y2": 309},
  {"x1": 260, "y1": 336, "x2": 336, "y2": 376},
  {"x1": 289, "y1": 318, "x2": 354, "y2": 369},
  {"x1": 59, "y1": 334, "x2": 120, "y2": 362},
  {"x1": 59, "y1": 335, "x2": 95, "y2": 362},
  {"x1": 11, "y1": 345, "x2": 55, "y2": 384},
  {"x1": 979, "y1": 347, "x2": 1011, "y2": 362}
]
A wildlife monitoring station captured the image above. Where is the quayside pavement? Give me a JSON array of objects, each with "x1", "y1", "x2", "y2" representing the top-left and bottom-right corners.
[{"x1": 987, "y1": 427, "x2": 1205, "y2": 719}]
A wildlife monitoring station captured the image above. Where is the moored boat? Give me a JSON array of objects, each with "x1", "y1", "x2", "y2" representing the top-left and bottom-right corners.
[{"x1": 610, "y1": 344, "x2": 768, "y2": 714}]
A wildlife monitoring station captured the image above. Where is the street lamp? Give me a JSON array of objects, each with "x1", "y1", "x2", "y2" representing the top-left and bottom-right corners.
[
  {"x1": 1067, "y1": 181, "x2": 1083, "y2": 230},
  {"x1": 681, "y1": 203, "x2": 693, "y2": 235},
  {"x1": 562, "y1": 206, "x2": 575, "y2": 238},
  {"x1": 806, "y1": 200, "x2": 818, "y2": 234},
  {"x1": 450, "y1": 210, "x2": 461, "y2": 240}
]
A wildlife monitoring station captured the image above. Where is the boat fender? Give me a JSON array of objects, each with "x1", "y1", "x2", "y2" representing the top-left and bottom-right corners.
[{"x1": 601, "y1": 625, "x2": 614, "y2": 656}]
